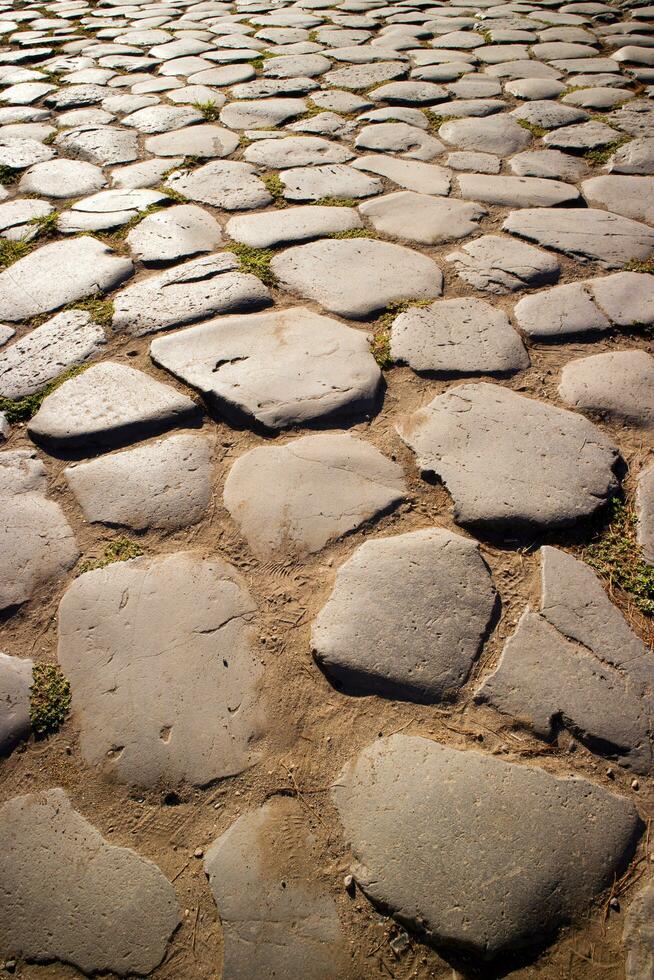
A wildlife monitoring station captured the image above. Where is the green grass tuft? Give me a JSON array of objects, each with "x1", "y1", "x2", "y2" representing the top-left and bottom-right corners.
[
  {"x1": 313, "y1": 197, "x2": 359, "y2": 207},
  {"x1": 371, "y1": 328, "x2": 392, "y2": 369},
  {"x1": 226, "y1": 242, "x2": 277, "y2": 286},
  {"x1": 624, "y1": 257, "x2": 654, "y2": 275},
  {"x1": 424, "y1": 111, "x2": 454, "y2": 133},
  {"x1": 70, "y1": 296, "x2": 114, "y2": 327},
  {"x1": 78, "y1": 538, "x2": 144, "y2": 575},
  {"x1": 261, "y1": 172, "x2": 287, "y2": 208},
  {"x1": 0, "y1": 165, "x2": 20, "y2": 185},
  {"x1": 584, "y1": 498, "x2": 654, "y2": 616},
  {"x1": 30, "y1": 664, "x2": 71, "y2": 739},
  {"x1": 193, "y1": 99, "x2": 220, "y2": 122},
  {"x1": 0, "y1": 239, "x2": 32, "y2": 269},
  {"x1": 327, "y1": 228, "x2": 378, "y2": 239},
  {"x1": 584, "y1": 136, "x2": 631, "y2": 165},
  {"x1": 516, "y1": 118, "x2": 547, "y2": 138}
]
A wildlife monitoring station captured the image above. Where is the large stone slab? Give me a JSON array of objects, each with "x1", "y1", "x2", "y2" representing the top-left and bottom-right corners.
[
  {"x1": 0, "y1": 238, "x2": 133, "y2": 323},
  {"x1": 112, "y1": 252, "x2": 271, "y2": 337},
  {"x1": 624, "y1": 883, "x2": 654, "y2": 980},
  {"x1": 225, "y1": 205, "x2": 362, "y2": 248},
  {"x1": 204, "y1": 798, "x2": 348, "y2": 980},
  {"x1": 0, "y1": 652, "x2": 33, "y2": 755},
  {"x1": 351, "y1": 154, "x2": 451, "y2": 195},
  {"x1": 397, "y1": 383, "x2": 620, "y2": 534},
  {"x1": 0, "y1": 788, "x2": 180, "y2": 974},
  {"x1": 513, "y1": 281, "x2": 611, "y2": 339},
  {"x1": 224, "y1": 434, "x2": 406, "y2": 557},
  {"x1": 358, "y1": 191, "x2": 485, "y2": 244},
  {"x1": 582, "y1": 175, "x2": 654, "y2": 225},
  {"x1": 64, "y1": 434, "x2": 213, "y2": 532},
  {"x1": 312, "y1": 528, "x2": 496, "y2": 702},
  {"x1": 58, "y1": 553, "x2": 264, "y2": 786},
  {"x1": 126, "y1": 204, "x2": 223, "y2": 263},
  {"x1": 446, "y1": 235, "x2": 560, "y2": 294},
  {"x1": 457, "y1": 173, "x2": 580, "y2": 208},
  {"x1": 559, "y1": 350, "x2": 654, "y2": 429},
  {"x1": 333, "y1": 735, "x2": 641, "y2": 959},
  {"x1": 150, "y1": 308, "x2": 381, "y2": 430},
  {"x1": 28, "y1": 362, "x2": 199, "y2": 452},
  {"x1": 165, "y1": 161, "x2": 273, "y2": 211},
  {"x1": 439, "y1": 114, "x2": 530, "y2": 154},
  {"x1": 271, "y1": 239, "x2": 443, "y2": 318},
  {"x1": 391, "y1": 297, "x2": 529, "y2": 375},
  {"x1": 477, "y1": 546, "x2": 654, "y2": 773},
  {"x1": 0, "y1": 311, "x2": 105, "y2": 399},
  {"x1": 503, "y1": 208, "x2": 654, "y2": 269}
]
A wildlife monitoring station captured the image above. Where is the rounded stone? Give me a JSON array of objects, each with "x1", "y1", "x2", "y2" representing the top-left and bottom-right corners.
[
  {"x1": 358, "y1": 191, "x2": 486, "y2": 244},
  {"x1": 0, "y1": 652, "x2": 33, "y2": 756},
  {"x1": 18, "y1": 158, "x2": 106, "y2": 198},
  {"x1": 558, "y1": 350, "x2": 654, "y2": 429}
]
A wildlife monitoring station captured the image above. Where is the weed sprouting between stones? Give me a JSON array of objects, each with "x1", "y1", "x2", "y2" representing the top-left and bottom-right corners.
[
  {"x1": 424, "y1": 111, "x2": 454, "y2": 133},
  {"x1": 0, "y1": 212, "x2": 60, "y2": 269},
  {"x1": 30, "y1": 663, "x2": 71, "y2": 738},
  {"x1": 193, "y1": 99, "x2": 219, "y2": 122},
  {"x1": 78, "y1": 538, "x2": 144, "y2": 575},
  {"x1": 583, "y1": 498, "x2": 654, "y2": 616},
  {"x1": 370, "y1": 299, "x2": 432, "y2": 369},
  {"x1": 327, "y1": 228, "x2": 378, "y2": 239},
  {"x1": 583, "y1": 136, "x2": 631, "y2": 165},
  {"x1": 226, "y1": 242, "x2": 277, "y2": 286},
  {"x1": 262, "y1": 172, "x2": 287, "y2": 208},
  {"x1": 0, "y1": 165, "x2": 20, "y2": 185},
  {"x1": 313, "y1": 197, "x2": 358, "y2": 207},
  {"x1": 516, "y1": 119, "x2": 547, "y2": 138}
]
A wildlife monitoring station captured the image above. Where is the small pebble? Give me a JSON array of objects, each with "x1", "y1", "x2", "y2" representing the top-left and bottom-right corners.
[
  {"x1": 631, "y1": 779, "x2": 640, "y2": 790},
  {"x1": 606, "y1": 767, "x2": 615, "y2": 779},
  {"x1": 344, "y1": 874, "x2": 355, "y2": 894},
  {"x1": 194, "y1": 847, "x2": 204, "y2": 859},
  {"x1": 609, "y1": 896, "x2": 620, "y2": 911}
]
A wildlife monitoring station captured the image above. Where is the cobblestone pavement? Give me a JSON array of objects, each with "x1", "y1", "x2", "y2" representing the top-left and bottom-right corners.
[{"x1": 0, "y1": 0, "x2": 653, "y2": 976}]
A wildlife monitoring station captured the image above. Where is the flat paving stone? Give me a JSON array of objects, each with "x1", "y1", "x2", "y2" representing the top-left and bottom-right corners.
[
  {"x1": 28, "y1": 361, "x2": 199, "y2": 452},
  {"x1": 477, "y1": 546, "x2": 654, "y2": 773},
  {"x1": 55, "y1": 125, "x2": 139, "y2": 165},
  {"x1": 280, "y1": 163, "x2": 383, "y2": 201},
  {"x1": 457, "y1": 173, "x2": 580, "y2": 207},
  {"x1": 351, "y1": 154, "x2": 451, "y2": 194},
  {"x1": 150, "y1": 307, "x2": 381, "y2": 430},
  {"x1": 509, "y1": 149, "x2": 588, "y2": 181},
  {"x1": 0, "y1": 788, "x2": 180, "y2": 974},
  {"x1": 144, "y1": 123, "x2": 239, "y2": 158},
  {"x1": 312, "y1": 528, "x2": 496, "y2": 702},
  {"x1": 126, "y1": 204, "x2": 223, "y2": 263},
  {"x1": 608, "y1": 137, "x2": 654, "y2": 175},
  {"x1": 204, "y1": 797, "x2": 348, "y2": 980},
  {"x1": 58, "y1": 552, "x2": 264, "y2": 786},
  {"x1": 112, "y1": 252, "x2": 271, "y2": 336},
  {"x1": 543, "y1": 120, "x2": 621, "y2": 150},
  {"x1": 166, "y1": 161, "x2": 272, "y2": 210},
  {"x1": 587, "y1": 271, "x2": 654, "y2": 326},
  {"x1": 609, "y1": 100, "x2": 654, "y2": 136},
  {"x1": 19, "y1": 159, "x2": 106, "y2": 199},
  {"x1": 559, "y1": 350, "x2": 654, "y2": 429},
  {"x1": 446, "y1": 234, "x2": 560, "y2": 294},
  {"x1": 323, "y1": 60, "x2": 406, "y2": 89},
  {"x1": 122, "y1": 104, "x2": 203, "y2": 133},
  {"x1": 503, "y1": 208, "x2": 654, "y2": 269},
  {"x1": 0, "y1": 134, "x2": 53, "y2": 168},
  {"x1": 391, "y1": 297, "x2": 529, "y2": 375},
  {"x1": 64, "y1": 433, "x2": 213, "y2": 532},
  {"x1": 397, "y1": 382, "x2": 619, "y2": 534},
  {"x1": 332, "y1": 734, "x2": 641, "y2": 959},
  {"x1": 439, "y1": 114, "x2": 530, "y2": 154},
  {"x1": 244, "y1": 135, "x2": 353, "y2": 168},
  {"x1": 219, "y1": 97, "x2": 307, "y2": 129},
  {"x1": 0, "y1": 237, "x2": 132, "y2": 323},
  {"x1": 513, "y1": 281, "x2": 611, "y2": 339},
  {"x1": 0, "y1": 311, "x2": 105, "y2": 399},
  {"x1": 223, "y1": 434, "x2": 406, "y2": 557},
  {"x1": 358, "y1": 191, "x2": 485, "y2": 244},
  {"x1": 581, "y1": 175, "x2": 654, "y2": 225},
  {"x1": 624, "y1": 883, "x2": 654, "y2": 980},
  {"x1": 354, "y1": 122, "x2": 445, "y2": 161},
  {"x1": 271, "y1": 239, "x2": 443, "y2": 318},
  {"x1": 0, "y1": 652, "x2": 33, "y2": 756},
  {"x1": 226, "y1": 205, "x2": 362, "y2": 248},
  {"x1": 636, "y1": 464, "x2": 654, "y2": 565}
]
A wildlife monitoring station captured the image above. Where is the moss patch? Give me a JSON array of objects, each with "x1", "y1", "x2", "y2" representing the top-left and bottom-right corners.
[
  {"x1": 193, "y1": 99, "x2": 220, "y2": 122},
  {"x1": 30, "y1": 664, "x2": 71, "y2": 739},
  {"x1": 226, "y1": 242, "x2": 277, "y2": 286},
  {"x1": 78, "y1": 538, "x2": 144, "y2": 575},
  {"x1": 0, "y1": 165, "x2": 20, "y2": 186},
  {"x1": 584, "y1": 498, "x2": 654, "y2": 617},
  {"x1": 584, "y1": 136, "x2": 631, "y2": 165},
  {"x1": 313, "y1": 197, "x2": 359, "y2": 207},
  {"x1": 370, "y1": 328, "x2": 392, "y2": 369},
  {"x1": 624, "y1": 257, "x2": 654, "y2": 275},
  {"x1": 516, "y1": 118, "x2": 547, "y2": 138},
  {"x1": 327, "y1": 228, "x2": 378, "y2": 239}
]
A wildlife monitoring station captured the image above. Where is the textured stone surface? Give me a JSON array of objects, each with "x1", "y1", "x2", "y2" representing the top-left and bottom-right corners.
[
  {"x1": 65, "y1": 434, "x2": 213, "y2": 532},
  {"x1": 0, "y1": 311, "x2": 105, "y2": 399},
  {"x1": 205, "y1": 798, "x2": 348, "y2": 980},
  {"x1": 126, "y1": 204, "x2": 223, "y2": 263},
  {"x1": 271, "y1": 239, "x2": 443, "y2": 318},
  {"x1": 28, "y1": 362, "x2": 199, "y2": 452},
  {"x1": 312, "y1": 528, "x2": 496, "y2": 702},
  {"x1": 513, "y1": 282, "x2": 611, "y2": 339},
  {"x1": 0, "y1": 238, "x2": 132, "y2": 322},
  {"x1": 151, "y1": 307, "x2": 381, "y2": 430},
  {"x1": 333, "y1": 735, "x2": 641, "y2": 959},
  {"x1": 477, "y1": 546, "x2": 654, "y2": 774},
  {"x1": 559, "y1": 350, "x2": 654, "y2": 429},
  {"x1": 391, "y1": 298, "x2": 528, "y2": 375},
  {"x1": 358, "y1": 191, "x2": 485, "y2": 244},
  {"x1": 624, "y1": 883, "x2": 654, "y2": 980},
  {"x1": 224, "y1": 434, "x2": 406, "y2": 556},
  {"x1": 637, "y1": 464, "x2": 654, "y2": 565},
  {"x1": 446, "y1": 235, "x2": 560, "y2": 294},
  {"x1": 397, "y1": 383, "x2": 619, "y2": 533},
  {"x1": 58, "y1": 553, "x2": 264, "y2": 786},
  {"x1": 225, "y1": 205, "x2": 361, "y2": 248},
  {"x1": 0, "y1": 652, "x2": 32, "y2": 756},
  {"x1": 0, "y1": 788, "x2": 180, "y2": 974}
]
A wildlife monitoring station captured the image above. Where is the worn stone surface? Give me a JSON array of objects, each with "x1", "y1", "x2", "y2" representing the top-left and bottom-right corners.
[
  {"x1": 58, "y1": 553, "x2": 264, "y2": 787},
  {"x1": 0, "y1": 312, "x2": 105, "y2": 399},
  {"x1": 477, "y1": 546, "x2": 654, "y2": 774},
  {"x1": 126, "y1": 204, "x2": 223, "y2": 263},
  {"x1": 312, "y1": 529, "x2": 496, "y2": 702},
  {"x1": 446, "y1": 235, "x2": 560, "y2": 294},
  {"x1": 0, "y1": 788, "x2": 180, "y2": 974},
  {"x1": 151, "y1": 307, "x2": 381, "y2": 430},
  {"x1": 513, "y1": 282, "x2": 611, "y2": 339},
  {"x1": 637, "y1": 464, "x2": 654, "y2": 565},
  {"x1": 0, "y1": 652, "x2": 33, "y2": 756},
  {"x1": 271, "y1": 239, "x2": 443, "y2": 318},
  {"x1": 28, "y1": 362, "x2": 199, "y2": 452},
  {"x1": 333, "y1": 735, "x2": 641, "y2": 959},
  {"x1": 0, "y1": 238, "x2": 133, "y2": 323},
  {"x1": 391, "y1": 297, "x2": 528, "y2": 375},
  {"x1": 224, "y1": 434, "x2": 406, "y2": 557},
  {"x1": 397, "y1": 383, "x2": 619, "y2": 534},
  {"x1": 358, "y1": 191, "x2": 485, "y2": 244},
  {"x1": 559, "y1": 350, "x2": 654, "y2": 428},
  {"x1": 166, "y1": 161, "x2": 272, "y2": 211},
  {"x1": 226, "y1": 205, "x2": 361, "y2": 248},
  {"x1": 624, "y1": 883, "x2": 654, "y2": 980},
  {"x1": 204, "y1": 798, "x2": 348, "y2": 980},
  {"x1": 65, "y1": 434, "x2": 213, "y2": 532}
]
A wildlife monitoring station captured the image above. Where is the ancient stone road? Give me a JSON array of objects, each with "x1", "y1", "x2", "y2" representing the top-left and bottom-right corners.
[{"x1": 0, "y1": 0, "x2": 653, "y2": 976}]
